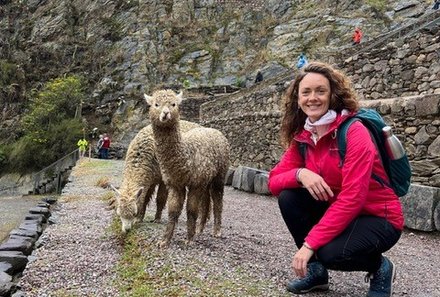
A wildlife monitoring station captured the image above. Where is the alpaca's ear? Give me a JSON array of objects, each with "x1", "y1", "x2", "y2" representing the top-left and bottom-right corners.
[
  {"x1": 109, "y1": 184, "x2": 121, "y2": 196},
  {"x1": 144, "y1": 94, "x2": 153, "y2": 106},
  {"x1": 176, "y1": 91, "x2": 183, "y2": 105},
  {"x1": 135, "y1": 187, "x2": 144, "y2": 199}
]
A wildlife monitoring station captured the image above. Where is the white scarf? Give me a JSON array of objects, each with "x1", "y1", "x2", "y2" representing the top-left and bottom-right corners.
[
  {"x1": 303, "y1": 109, "x2": 349, "y2": 144},
  {"x1": 304, "y1": 110, "x2": 337, "y2": 132},
  {"x1": 304, "y1": 110, "x2": 337, "y2": 144}
]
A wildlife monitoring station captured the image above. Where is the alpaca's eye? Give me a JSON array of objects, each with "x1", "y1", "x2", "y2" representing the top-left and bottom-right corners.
[
  {"x1": 155, "y1": 103, "x2": 159, "y2": 107},
  {"x1": 171, "y1": 103, "x2": 176, "y2": 107}
]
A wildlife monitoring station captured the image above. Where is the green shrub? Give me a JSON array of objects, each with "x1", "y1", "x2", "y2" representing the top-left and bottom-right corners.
[
  {"x1": 366, "y1": 0, "x2": 387, "y2": 11},
  {"x1": 7, "y1": 75, "x2": 86, "y2": 174}
]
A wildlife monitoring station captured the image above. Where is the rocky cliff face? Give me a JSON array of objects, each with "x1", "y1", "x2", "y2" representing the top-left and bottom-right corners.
[{"x1": 0, "y1": 0, "x2": 432, "y2": 146}]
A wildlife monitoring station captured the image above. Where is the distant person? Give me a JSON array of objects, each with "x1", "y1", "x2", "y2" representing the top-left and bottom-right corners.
[
  {"x1": 77, "y1": 138, "x2": 88, "y2": 158},
  {"x1": 255, "y1": 71, "x2": 263, "y2": 84},
  {"x1": 297, "y1": 53, "x2": 308, "y2": 69},
  {"x1": 433, "y1": 0, "x2": 440, "y2": 10},
  {"x1": 352, "y1": 27, "x2": 363, "y2": 45},
  {"x1": 101, "y1": 133, "x2": 111, "y2": 159},
  {"x1": 96, "y1": 134, "x2": 104, "y2": 158}
]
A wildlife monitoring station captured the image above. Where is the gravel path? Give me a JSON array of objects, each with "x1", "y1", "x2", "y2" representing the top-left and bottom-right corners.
[{"x1": 18, "y1": 159, "x2": 440, "y2": 297}]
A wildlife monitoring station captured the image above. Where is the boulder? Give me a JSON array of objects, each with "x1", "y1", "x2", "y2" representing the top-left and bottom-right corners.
[
  {"x1": 225, "y1": 168, "x2": 235, "y2": 186},
  {"x1": 434, "y1": 201, "x2": 440, "y2": 232},
  {"x1": 254, "y1": 172, "x2": 271, "y2": 195},
  {"x1": 0, "y1": 251, "x2": 28, "y2": 275},
  {"x1": 19, "y1": 222, "x2": 42, "y2": 235},
  {"x1": 0, "y1": 262, "x2": 13, "y2": 274},
  {"x1": 9, "y1": 229, "x2": 38, "y2": 240},
  {"x1": 232, "y1": 166, "x2": 265, "y2": 192},
  {"x1": 400, "y1": 184, "x2": 440, "y2": 231},
  {"x1": 29, "y1": 206, "x2": 50, "y2": 218},
  {"x1": 0, "y1": 237, "x2": 34, "y2": 256}
]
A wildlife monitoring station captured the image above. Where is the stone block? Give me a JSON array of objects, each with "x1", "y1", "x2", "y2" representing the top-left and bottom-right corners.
[
  {"x1": 225, "y1": 168, "x2": 235, "y2": 186},
  {"x1": 0, "y1": 251, "x2": 28, "y2": 275},
  {"x1": 0, "y1": 278, "x2": 15, "y2": 297},
  {"x1": 0, "y1": 271, "x2": 12, "y2": 283},
  {"x1": 231, "y1": 167, "x2": 243, "y2": 189},
  {"x1": 25, "y1": 213, "x2": 47, "y2": 223},
  {"x1": 399, "y1": 184, "x2": 440, "y2": 231},
  {"x1": 9, "y1": 235, "x2": 36, "y2": 246},
  {"x1": 19, "y1": 222, "x2": 42, "y2": 235},
  {"x1": 254, "y1": 172, "x2": 271, "y2": 195},
  {"x1": 42, "y1": 196, "x2": 58, "y2": 204},
  {"x1": 9, "y1": 229, "x2": 38, "y2": 240},
  {"x1": 0, "y1": 262, "x2": 13, "y2": 275},
  {"x1": 232, "y1": 166, "x2": 264, "y2": 192},
  {"x1": 29, "y1": 206, "x2": 50, "y2": 217},
  {"x1": 435, "y1": 202, "x2": 440, "y2": 232},
  {"x1": 0, "y1": 237, "x2": 34, "y2": 256}
]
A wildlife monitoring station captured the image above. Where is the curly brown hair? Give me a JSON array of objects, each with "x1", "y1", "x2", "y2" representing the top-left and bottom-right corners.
[{"x1": 280, "y1": 61, "x2": 360, "y2": 148}]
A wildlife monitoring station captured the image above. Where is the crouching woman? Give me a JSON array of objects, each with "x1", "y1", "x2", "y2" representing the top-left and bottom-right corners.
[{"x1": 268, "y1": 61, "x2": 403, "y2": 297}]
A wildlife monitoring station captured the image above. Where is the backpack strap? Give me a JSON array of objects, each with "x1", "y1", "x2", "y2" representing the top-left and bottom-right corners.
[
  {"x1": 298, "y1": 142, "x2": 307, "y2": 160},
  {"x1": 337, "y1": 117, "x2": 392, "y2": 189},
  {"x1": 336, "y1": 117, "x2": 359, "y2": 167}
]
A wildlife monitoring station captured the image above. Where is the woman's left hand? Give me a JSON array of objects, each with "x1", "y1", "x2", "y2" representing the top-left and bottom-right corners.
[{"x1": 292, "y1": 245, "x2": 314, "y2": 278}]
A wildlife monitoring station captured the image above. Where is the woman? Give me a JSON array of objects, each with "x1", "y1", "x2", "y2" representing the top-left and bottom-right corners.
[{"x1": 268, "y1": 62, "x2": 403, "y2": 297}]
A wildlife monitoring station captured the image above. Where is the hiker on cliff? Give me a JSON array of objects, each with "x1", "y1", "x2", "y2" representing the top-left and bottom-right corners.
[
  {"x1": 255, "y1": 70, "x2": 263, "y2": 84},
  {"x1": 433, "y1": 0, "x2": 440, "y2": 10},
  {"x1": 352, "y1": 27, "x2": 362, "y2": 45},
  {"x1": 77, "y1": 138, "x2": 88, "y2": 158},
  {"x1": 296, "y1": 53, "x2": 308, "y2": 69},
  {"x1": 268, "y1": 61, "x2": 403, "y2": 297}
]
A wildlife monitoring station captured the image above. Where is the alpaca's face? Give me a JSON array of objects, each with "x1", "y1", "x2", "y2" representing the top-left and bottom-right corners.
[
  {"x1": 144, "y1": 90, "x2": 183, "y2": 125},
  {"x1": 116, "y1": 187, "x2": 143, "y2": 233}
]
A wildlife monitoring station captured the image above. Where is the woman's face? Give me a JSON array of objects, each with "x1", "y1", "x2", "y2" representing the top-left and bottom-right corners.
[{"x1": 298, "y1": 72, "x2": 331, "y2": 123}]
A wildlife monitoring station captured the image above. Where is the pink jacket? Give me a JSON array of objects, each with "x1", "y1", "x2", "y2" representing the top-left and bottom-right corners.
[{"x1": 268, "y1": 112, "x2": 404, "y2": 250}]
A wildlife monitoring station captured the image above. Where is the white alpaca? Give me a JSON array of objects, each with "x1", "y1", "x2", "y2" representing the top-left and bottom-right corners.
[{"x1": 145, "y1": 89, "x2": 230, "y2": 247}]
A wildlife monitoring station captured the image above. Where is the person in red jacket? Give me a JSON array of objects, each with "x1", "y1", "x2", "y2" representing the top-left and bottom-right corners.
[
  {"x1": 268, "y1": 61, "x2": 403, "y2": 297},
  {"x1": 352, "y1": 27, "x2": 362, "y2": 45},
  {"x1": 101, "y1": 133, "x2": 111, "y2": 159}
]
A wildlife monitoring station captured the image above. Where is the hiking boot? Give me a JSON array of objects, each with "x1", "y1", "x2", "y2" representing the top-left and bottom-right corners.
[
  {"x1": 366, "y1": 256, "x2": 396, "y2": 297},
  {"x1": 286, "y1": 262, "x2": 329, "y2": 294}
]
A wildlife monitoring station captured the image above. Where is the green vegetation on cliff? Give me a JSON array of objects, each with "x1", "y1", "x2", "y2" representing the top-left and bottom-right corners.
[{"x1": 0, "y1": 75, "x2": 86, "y2": 174}]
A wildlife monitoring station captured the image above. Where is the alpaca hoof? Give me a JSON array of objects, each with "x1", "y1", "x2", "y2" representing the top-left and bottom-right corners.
[
  {"x1": 158, "y1": 240, "x2": 170, "y2": 248},
  {"x1": 184, "y1": 239, "x2": 193, "y2": 246},
  {"x1": 151, "y1": 218, "x2": 162, "y2": 223},
  {"x1": 196, "y1": 226, "x2": 204, "y2": 235},
  {"x1": 213, "y1": 230, "x2": 222, "y2": 237}
]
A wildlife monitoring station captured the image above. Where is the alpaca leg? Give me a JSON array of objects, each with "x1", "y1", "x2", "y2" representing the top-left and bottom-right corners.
[
  {"x1": 153, "y1": 182, "x2": 168, "y2": 223},
  {"x1": 137, "y1": 186, "x2": 155, "y2": 223},
  {"x1": 196, "y1": 188, "x2": 211, "y2": 235},
  {"x1": 211, "y1": 178, "x2": 224, "y2": 237},
  {"x1": 159, "y1": 187, "x2": 185, "y2": 248},
  {"x1": 186, "y1": 187, "x2": 201, "y2": 244}
]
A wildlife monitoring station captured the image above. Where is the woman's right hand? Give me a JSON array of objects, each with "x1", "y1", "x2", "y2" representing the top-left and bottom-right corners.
[{"x1": 297, "y1": 168, "x2": 334, "y2": 201}]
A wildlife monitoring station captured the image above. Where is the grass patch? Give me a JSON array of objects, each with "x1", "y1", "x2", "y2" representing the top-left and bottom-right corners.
[
  {"x1": 96, "y1": 176, "x2": 111, "y2": 188},
  {"x1": 112, "y1": 220, "x2": 283, "y2": 297}
]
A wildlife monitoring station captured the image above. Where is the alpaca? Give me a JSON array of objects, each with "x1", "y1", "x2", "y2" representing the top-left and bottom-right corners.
[
  {"x1": 114, "y1": 121, "x2": 200, "y2": 233},
  {"x1": 145, "y1": 89, "x2": 230, "y2": 247}
]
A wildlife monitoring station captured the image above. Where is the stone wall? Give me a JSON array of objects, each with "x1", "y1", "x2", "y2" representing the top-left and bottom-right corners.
[{"x1": 340, "y1": 34, "x2": 440, "y2": 100}]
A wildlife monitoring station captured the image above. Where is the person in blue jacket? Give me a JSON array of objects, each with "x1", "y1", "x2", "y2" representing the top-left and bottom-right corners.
[{"x1": 297, "y1": 53, "x2": 308, "y2": 69}]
